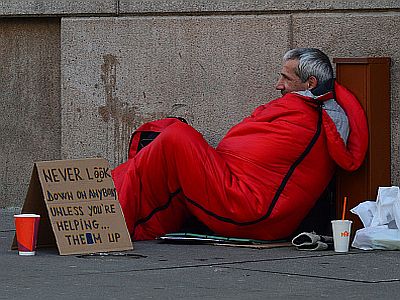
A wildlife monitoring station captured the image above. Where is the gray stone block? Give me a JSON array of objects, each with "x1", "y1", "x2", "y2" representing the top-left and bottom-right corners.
[
  {"x1": 1, "y1": 0, "x2": 400, "y2": 17},
  {"x1": 119, "y1": 0, "x2": 400, "y2": 14},
  {"x1": 0, "y1": 18, "x2": 61, "y2": 207},
  {"x1": 0, "y1": 208, "x2": 20, "y2": 231},
  {"x1": 61, "y1": 16, "x2": 290, "y2": 168},
  {"x1": 0, "y1": 0, "x2": 116, "y2": 16},
  {"x1": 292, "y1": 12, "x2": 400, "y2": 185}
]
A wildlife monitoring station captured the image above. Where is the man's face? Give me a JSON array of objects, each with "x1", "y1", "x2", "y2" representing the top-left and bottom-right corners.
[{"x1": 275, "y1": 59, "x2": 308, "y2": 95}]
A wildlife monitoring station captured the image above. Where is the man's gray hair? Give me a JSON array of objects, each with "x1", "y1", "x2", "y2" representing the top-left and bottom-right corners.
[{"x1": 283, "y1": 48, "x2": 334, "y2": 85}]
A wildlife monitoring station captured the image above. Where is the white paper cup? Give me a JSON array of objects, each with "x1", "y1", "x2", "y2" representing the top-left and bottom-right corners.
[{"x1": 331, "y1": 220, "x2": 352, "y2": 252}]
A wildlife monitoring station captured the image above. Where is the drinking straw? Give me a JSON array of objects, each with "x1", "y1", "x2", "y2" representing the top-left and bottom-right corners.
[{"x1": 341, "y1": 196, "x2": 347, "y2": 220}]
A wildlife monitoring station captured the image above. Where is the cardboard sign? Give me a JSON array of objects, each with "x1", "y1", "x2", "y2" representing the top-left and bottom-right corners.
[{"x1": 14, "y1": 158, "x2": 133, "y2": 255}]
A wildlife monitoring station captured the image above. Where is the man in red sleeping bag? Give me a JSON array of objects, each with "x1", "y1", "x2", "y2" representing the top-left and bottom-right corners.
[{"x1": 112, "y1": 48, "x2": 368, "y2": 241}]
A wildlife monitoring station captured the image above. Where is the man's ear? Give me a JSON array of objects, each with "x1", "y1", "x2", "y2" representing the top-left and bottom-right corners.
[{"x1": 307, "y1": 76, "x2": 318, "y2": 90}]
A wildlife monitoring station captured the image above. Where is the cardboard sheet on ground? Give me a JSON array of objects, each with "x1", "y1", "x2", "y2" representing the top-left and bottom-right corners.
[
  {"x1": 12, "y1": 158, "x2": 133, "y2": 255},
  {"x1": 158, "y1": 233, "x2": 291, "y2": 249}
]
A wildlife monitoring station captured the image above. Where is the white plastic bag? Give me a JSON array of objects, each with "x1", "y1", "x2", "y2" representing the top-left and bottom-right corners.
[{"x1": 351, "y1": 186, "x2": 400, "y2": 250}]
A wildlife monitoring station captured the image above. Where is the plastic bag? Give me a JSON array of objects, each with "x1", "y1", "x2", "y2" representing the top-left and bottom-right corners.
[{"x1": 351, "y1": 186, "x2": 400, "y2": 250}]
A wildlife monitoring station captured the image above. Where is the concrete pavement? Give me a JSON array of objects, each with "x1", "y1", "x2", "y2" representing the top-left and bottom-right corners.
[{"x1": 1, "y1": 208, "x2": 400, "y2": 299}]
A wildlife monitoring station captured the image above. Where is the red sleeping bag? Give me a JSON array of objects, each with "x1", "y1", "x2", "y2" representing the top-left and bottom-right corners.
[{"x1": 112, "y1": 82, "x2": 368, "y2": 241}]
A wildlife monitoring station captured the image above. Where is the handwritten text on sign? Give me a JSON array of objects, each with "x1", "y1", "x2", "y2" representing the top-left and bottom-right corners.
[{"x1": 35, "y1": 158, "x2": 132, "y2": 255}]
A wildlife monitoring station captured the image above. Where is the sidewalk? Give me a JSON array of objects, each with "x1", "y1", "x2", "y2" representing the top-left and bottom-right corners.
[{"x1": 1, "y1": 208, "x2": 400, "y2": 299}]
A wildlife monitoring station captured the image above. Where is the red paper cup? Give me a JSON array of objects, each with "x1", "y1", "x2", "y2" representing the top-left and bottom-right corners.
[{"x1": 14, "y1": 214, "x2": 40, "y2": 256}]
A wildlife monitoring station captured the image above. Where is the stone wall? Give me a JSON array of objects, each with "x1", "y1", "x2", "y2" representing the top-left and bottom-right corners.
[
  {"x1": 0, "y1": 18, "x2": 60, "y2": 207},
  {"x1": 1, "y1": 0, "x2": 399, "y2": 207}
]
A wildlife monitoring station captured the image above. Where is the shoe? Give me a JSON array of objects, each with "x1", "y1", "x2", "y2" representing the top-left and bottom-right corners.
[{"x1": 292, "y1": 232, "x2": 333, "y2": 251}]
